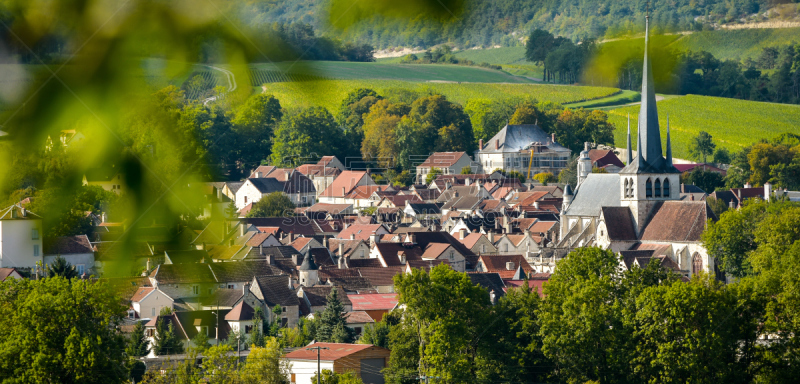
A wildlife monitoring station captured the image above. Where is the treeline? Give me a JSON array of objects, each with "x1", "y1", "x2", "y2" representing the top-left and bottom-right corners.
[
  {"x1": 236, "y1": 0, "x2": 773, "y2": 48},
  {"x1": 526, "y1": 29, "x2": 595, "y2": 83},
  {"x1": 588, "y1": 41, "x2": 800, "y2": 105},
  {"x1": 399, "y1": 45, "x2": 501, "y2": 70}
]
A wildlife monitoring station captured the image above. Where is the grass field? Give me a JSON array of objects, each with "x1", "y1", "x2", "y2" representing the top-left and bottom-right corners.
[
  {"x1": 259, "y1": 79, "x2": 619, "y2": 111},
  {"x1": 247, "y1": 61, "x2": 536, "y2": 83},
  {"x1": 671, "y1": 28, "x2": 800, "y2": 60},
  {"x1": 565, "y1": 90, "x2": 640, "y2": 108},
  {"x1": 454, "y1": 47, "x2": 528, "y2": 65},
  {"x1": 606, "y1": 95, "x2": 800, "y2": 159}
]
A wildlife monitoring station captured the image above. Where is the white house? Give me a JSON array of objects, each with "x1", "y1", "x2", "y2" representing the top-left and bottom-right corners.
[
  {"x1": 44, "y1": 235, "x2": 95, "y2": 276},
  {"x1": 476, "y1": 124, "x2": 571, "y2": 177},
  {"x1": 283, "y1": 342, "x2": 391, "y2": 384},
  {"x1": 235, "y1": 178, "x2": 286, "y2": 210},
  {"x1": 319, "y1": 171, "x2": 376, "y2": 205},
  {"x1": 0, "y1": 204, "x2": 43, "y2": 268},
  {"x1": 416, "y1": 151, "x2": 475, "y2": 183},
  {"x1": 131, "y1": 286, "x2": 175, "y2": 319}
]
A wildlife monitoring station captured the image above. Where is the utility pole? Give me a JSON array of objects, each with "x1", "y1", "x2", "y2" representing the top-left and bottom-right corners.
[{"x1": 306, "y1": 345, "x2": 329, "y2": 384}]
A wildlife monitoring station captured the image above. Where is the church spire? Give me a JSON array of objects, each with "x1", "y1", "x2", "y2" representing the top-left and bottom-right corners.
[
  {"x1": 638, "y1": 8, "x2": 662, "y2": 164},
  {"x1": 626, "y1": 114, "x2": 633, "y2": 165},
  {"x1": 637, "y1": 118, "x2": 644, "y2": 165},
  {"x1": 666, "y1": 114, "x2": 673, "y2": 166}
]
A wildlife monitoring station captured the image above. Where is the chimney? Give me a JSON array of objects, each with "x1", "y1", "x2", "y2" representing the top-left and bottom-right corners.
[
  {"x1": 478, "y1": 139, "x2": 483, "y2": 150},
  {"x1": 533, "y1": 201, "x2": 539, "y2": 209},
  {"x1": 370, "y1": 233, "x2": 380, "y2": 247},
  {"x1": 289, "y1": 231, "x2": 295, "y2": 242},
  {"x1": 322, "y1": 237, "x2": 328, "y2": 247},
  {"x1": 729, "y1": 200, "x2": 735, "y2": 209},
  {"x1": 146, "y1": 258, "x2": 151, "y2": 272},
  {"x1": 551, "y1": 133, "x2": 555, "y2": 143},
  {"x1": 350, "y1": 233, "x2": 355, "y2": 240},
  {"x1": 495, "y1": 140, "x2": 499, "y2": 150},
  {"x1": 408, "y1": 233, "x2": 416, "y2": 244},
  {"x1": 256, "y1": 171, "x2": 262, "y2": 178},
  {"x1": 338, "y1": 242, "x2": 344, "y2": 257},
  {"x1": 101, "y1": 212, "x2": 107, "y2": 223},
  {"x1": 506, "y1": 261, "x2": 515, "y2": 270},
  {"x1": 240, "y1": 223, "x2": 246, "y2": 237},
  {"x1": 690, "y1": 194, "x2": 694, "y2": 201},
  {"x1": 399, "y1": 251, "x2": 406, "y2": 264},
  {"x1": 288, "y1": 275, "x2": 293, "y2": 289},
  {"x1": 465, "y1": 177, "x2": 471, "y2": 186},
  {"x1": 266, "y1": 254, "x2": 273, "y2": 265},
  {"x1": 459, "y1": 228, "x2": 467, "y2": 240},
  {"x1": 21, "y1": 208, "x2": 26, "y2": 217},
  {"x1": 216, "y1": 187, "x2": 222, "y2": 200},
  {"x1": 490, "y1": 290, "x2": 497, "y2": 305},
  {"x1": 764, "y1": 182, "x2": 771, "y2": 202},
  {"x1": 243, "y1": 282, "x2": 250, "y2": 296},
  {"x1": 342, "y1": 187, "x2": 346, "y2": 196},
  {"x1": 744, "y1": 182, "x2": 752, "y2": 188},
  {"x1": 338, "y1": 255, "x2": 344, "y2": 269},
  {"x1": 488, "y1": 231, "x2": 495, "y2": 243}
]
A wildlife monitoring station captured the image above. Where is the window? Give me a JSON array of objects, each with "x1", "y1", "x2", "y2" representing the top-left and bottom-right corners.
[
  {"x1": 449, "y1": 251, "x2": 454, "y2": 260},
  {"x1": 245, "y1": 325, "x2": 253, "y2": 334},
  {"x1": 645, "y1": 178, "x2": 653, "y2": 198},
  {"x1": 244, "y1": 196, "x2": 248, "y2": 204},
  {"x1": 692, "y1": 253, "x2": 703, "y2": 276},
  {"x1": 654, "y1": 179, "x2": 662, "y2": 197},
  {"x1": 33, "y1": 245, "x2": 39, "y2": 257},
  {"x1": 354, "y1": 327, "x2": 362, "y2": 335},
  {"x1": 481, "y1": 244, "x2": 486, "y2": 253},
  {"x1": 76, "y1": 264, "x2": 85, "y2": 275},
  {"x1": 302, "y1": 196, "x2": 307, "y2": 203},
  {"x1": 624, "y1": 178, "x2": 630, "y2": 198},
  {"x1": 31, "y1": 228, "x2": 39, "y2": 240},
  {"x1": 192, "y1": 285, "x2": 199, "y2": 295},
  {"x1": 147, "y1": 329, "x2": 155, "y2": 337},
  {"x1": 227, "y1": 284, "x2": 235, "y2": 289},
  {"x1": 152, "y1": 307, "x2": 156, "y2": 317},
  {"x1": 281, "y1": 318, "x2": 288, "y2": 327},
  {"x1": 503, "y1": 243, "x2": 508, "y2": 252},
  {"x1": 663, "y1": 178, "x2": 670, "y2": 197}
]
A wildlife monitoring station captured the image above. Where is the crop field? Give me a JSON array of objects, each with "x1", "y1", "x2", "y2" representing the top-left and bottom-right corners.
[
  {"x1": 564, "y1": 90, "x2": 640, "y2": 109},
  {"x1": 259, "y1": 79, "x2": 619, "y2": 111},
  {"x1": 606, "y1": 95, "x2": 800, "y2": 159},
  {"x1": 181, "y1": 67, "x2": 228, "y2": 100},
  {"x1": 671, "y1": 28, "x2": 800, "y2": 60},
  {"x1": 248, "y1": 61, "x2": 535, "y2": 83}
]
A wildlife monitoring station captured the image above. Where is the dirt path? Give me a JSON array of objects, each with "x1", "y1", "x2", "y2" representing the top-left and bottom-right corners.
[{"x1": 203, "y1": 65, "x2": 236, "y2": 106}]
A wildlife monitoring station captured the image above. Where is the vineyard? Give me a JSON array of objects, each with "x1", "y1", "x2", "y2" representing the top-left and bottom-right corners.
[
  {"x1": 259, "y1": 79, "x2": 619, "y2": 111},
  {"x1": 181, "y1": 68, "x2": 228, "y2": 100},
  {"x1": 606, "y1": 95, "x2": 800, "y2": 160},
  {"x1": 248, "y1": 68, "x2": 328, "y2": 85},
  {"x1": 453, "y1": 47, "x2": 528, "y2": 65},
  {"x1": 671, "y1": 28, "x2": 800, "y2": 61}
]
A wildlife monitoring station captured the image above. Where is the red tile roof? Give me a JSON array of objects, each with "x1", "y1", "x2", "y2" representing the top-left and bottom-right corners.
[
  {"x1": 225, "y1": 301, "x2": 254, "y2": 321},
  {"x1": 283, "y1": 343, "x2": 384, "y2": 361},
  {"x1": 418, "y1": 152, "x2": 469, "y2": 168},
  {"x1": 320, "y1": 171, "x2": 370, "y2": 198},
  {"x1": 336, "y1": 224, "x2": 386, "y2": 241},
  {"x1": 296, "y1": 164, "x2": 342, "y2": 177},
  {"x1": 344, "y1": 311, "x2": 375, "y2": 324},
  {"x1": 588, "y1": 149, "x2": 625, "y2": 168},
  {"x1": 459, "y1": 232, "x2": 484, "y2": 249},
  {"x1": 346, "y1": 185, "x2": 386, "y2": 199},
  {"x1": 130, "y1": 287, "x2": 154, "y2": 303},
  {"x1": 347, "y1": 293, "x2": 399, "y2": 311},
  {"x1": 639, "y1": 201, "x2": 715, "y2": 242}
]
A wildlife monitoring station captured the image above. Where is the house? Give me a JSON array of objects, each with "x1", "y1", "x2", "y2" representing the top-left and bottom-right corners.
[
  {"x1": 131, "y1": 286, "x2": 174, "y2": 319},
  {"x1": 297, "y1": 286, "x2": 352, "y2": 315},
  {"x1": 346, "y1": 185, "x2": 391, "y2": 211},
  {"x1": 328, "y1": 238, "x2": 371, "y2": 261},
  {"x1": 83, "y1": 166, "x2": 126, "y2": 194},
  {"x1": 318, "y1": 156, "x2": 346, "y2": 170},
  {"x1": 476, "y1": 124, "x2": 571, "y2": 176},
  {"x1": 403, "y1": 202, "x2": 442, "y2": 221},
  {"x1": 43, "y1": 235, "x2": 94, "y2": 276},
  {"x1": 283, "y1": 342, "x2": 391, "y2": 384},
  {"x1": 235, "y1": 178, "x2": 286, "y2": 209},
  {"x1": 344, "y1": 311, "x2": 375, "y2": 336},
  {"x1": 456, "y1": 231, "x2": 497, "y2": 255},
  {"x1": 0, "y1": 267, "x2": 23, "y2": 281},
  {"x1": 336, "y1": 224, "x2": 390, "y2": 242},
  {"x1": 295, "y1": 164, "x2": 342, "y2": 199},
  {"x1": 225, "y1": 301, "x2": 259, "y2": 337},
  {"x1": 369, "y1": 236, "x2": 469, "y2": 272},
  {"x1": 250, "y1": 275, "x2": 301, "y2": 327},
  {"x1": 477, "y1": 254, "x2": 535, "y2": 279},
  {"x1": 145, "y1": 310, "x2": 232, "y2": 356},
  {"x1": 467, "y1": 272, "x2": 507, "y2": 302},
  {"x1": 674, "y1": 163, "x2": 727, "y2": 176},
  {"x1": 0, "y1": 204, "x2": 43, "y2": 268},
  {"x1": 347, "y1": 293, "x2": 399, "y2": 321},
  {"x1": 416, "y1": 152, "x2": 475, "y2": 183},
  {"x1": 494, "y1": 231, "x2": 545, "y2": 257},
  {"x1": 300, "y1": 203, "x2": 354, "y2": 218},
  {"x1": 588, "y1": 148, "x2": 626, "y2": 173},
  {"x1": 319, "y1": 171, "x2": 377, "y2": 205}
]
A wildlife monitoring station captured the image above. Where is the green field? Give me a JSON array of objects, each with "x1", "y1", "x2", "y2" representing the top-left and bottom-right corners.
[
  {"x1": 671, "y1": 28, "x2": 800, "y2": 61},
  {"x1": 247, "y1": 61, "x2": 535, "y2": 83},
  {"x1": 565, "y1": 90, "x2": 640, "y2": 109},
  {"x1": 259, "y1": 79, "x2": 619, "y2": 111},
  {"x1": 453, "y1": 47, "x2": 528, "y2": 65},
  {"x1": 606, "y1": 95, "x2": 800, "y2": 159}
]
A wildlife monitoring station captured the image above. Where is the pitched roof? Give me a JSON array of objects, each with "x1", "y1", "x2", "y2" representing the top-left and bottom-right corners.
[
  {"x1": 150, "y1": 263, "x2": 216, "y2": 284},
  {"x1": 283, "y1": 343, "x2": 384, "y2": 361},
  {"x1": 530, "y1": 185, "x2": 563, "y2": 198},
  {"x1": 45, "y1": 235, "x2": 93, "y2": 255},
  {"x1": 468, "y1": 272, "x2": 506, "y2": 299},
  {"x1": 480, "y1": 124, "x2": 571, "y2": 154},
  {"x1": 200, "y1": 288, "x2": 244, "y2": 307},
  {"x1": 564, "y1": 174, "x2": 620, "y2": 217},
  {"x1": 224, "y1": 301, "x2": 254, "y2": 321},
  {"x1": 356, "y1": 267, "x2": 404, "y2": 286},
  {"x1": 253, "y1": 275, "x2": 300, "y2": 307},
  {"x1": 480, "y1": 254, "x2": 534, "y2": 275},
  {"x1": 346, "y1": 185, "x2": 386, "y2": 199},
  {"x1": 319, "y1": 171, "x2": 370, "y2": 198},
  {"x1": 639, "y1": 201, "x2": 716, "y2": 242},
  {"x1": 347, "y1": 293, "x2": 399, "y2": 311},
  {"x1": 348, "y1": 258, "x2": 385, "y2": 268},
  {"x1": 130, "y1": 287, "x2": 155, "y2": 302},
  {"x1": 601, "y1": 207, "x2": 637, "y2": 241},
  {"x1": 295, "y1": 164, "x2": 342, "y2": 177},
  {"x1": 241, "y1": 218, "x2": 316, "y2": 236},
  {"x1": 344, "y1": 311, "x2": 375, "y2": 324},
  {"x1": 247, "y1": 178, "x2": 286, "y2": 194},
  {"x1": 208, "y1": 261, "x2": 285, "y2": 283},
  {"x1": 302, "y1": 203, "x2": 353, "y2": 215},
  {"x1": 0, "y1": 268, "x2": 21, "y2": 281},
  {"x1": 418, "y1": 152, "x2": 469, "y2": 168},
  {"x1": 302, "y1": 286, "x2": 351, "y2": 307},
  {"x1": 0, "y1": 204, "x2": 41, "y2": 220},
  {"x1": 336, "y1": 224, "x2": 386, "y2": 241},
  {"x1": 588, "y1": 149, "x2": 625, "y2": 168},
  {"x1": 459, "y1": 233, "x2": 485, "y2": 249}
]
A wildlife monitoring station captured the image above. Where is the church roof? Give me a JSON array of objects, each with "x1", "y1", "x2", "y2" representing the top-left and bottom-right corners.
[
  {"x1": 639, "y1": 201, "x2": 717, "y2": 242},
  {"x1": 564, "y1": 174, "x2": 620, "y2": 217},
  {"x1": 600, "y1": 207, "x2": 637, "y2": 241}
]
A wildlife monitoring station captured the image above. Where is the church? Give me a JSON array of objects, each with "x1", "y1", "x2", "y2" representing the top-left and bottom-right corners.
[{"x1": 558, "y1": 15, "x2": 718, "y2": 279}]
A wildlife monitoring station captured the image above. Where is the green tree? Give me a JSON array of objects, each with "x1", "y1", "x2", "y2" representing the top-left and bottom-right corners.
[
  {"x1": 191, "y1": 329, "x2": 211, "y2": 353},
  {"x1": 0, "y1": 278, "x2": 128, "y2": 383},
  {"x1": 357, "y1": 320, "x2": 391, "y2": 348},
  {"x1": 246, "y1": 192, "x2": 296, "y2": 217},
  {"x1": 200, "y1": 344, "x2": 238, "y2": 384},
  {"x1": 361, "y1": 99, "x2": 408, "y2": 167},
  {"x1": 231, "y1": 93, "x2": 283, "y2": 167},
  {"x1": 249, "y1": 306, "x2": 266, "y2": 348},
  {"x1": 508, "y1": 101, "x2": 540, "y2": 125},
  {"x1": 425, "y1": 167, "x2": 443, "y2": 184},
  {"x1": 311, "y1": 370, "x2": 364, "y2": 384},
  {"x1": 680, "y1": 167, "x2": 725, "y2": 193},
  {"x1": 558, "y1": 155, "x2": 578, "y2": 188},
  {"x1": 127, "y1": 321, "x2": 150, "y2": 357},
  {"x1": 460, "y1": 166, "x2": 473, "y2": 174},
  {"x1": 47, "y1": 256, "x2": 79, "y2": 279},
  {"x1": 271, "y1": 107, "x2": 347, "y2": 167},
  {"x1": 713, "y1": 147, "x2": 731, "y2": 164},
  {"x1": 464, "y1": 98, "x2": 516, "y2": 143},
  {"x1": 241, "y1": 338, "x2": 291, "y2": 384},
  {"x1": 337, "y1": 88, "x2": 382, "y2": 158},
  {"x1": 689, "y1": 131, "x2": 716, "y2": 163},
  {"x1": 706, "y1": 195, "x2": 729, "y2": 217},
  {"x1": 533, "y1": 172, "x2": 555, "y2": 185},
  {"x1": 316, "y1": 288, "x2": 353, "y2": 343},
  {"x1": 154, "y1": 316, "x2": 184, "y2": 356}
]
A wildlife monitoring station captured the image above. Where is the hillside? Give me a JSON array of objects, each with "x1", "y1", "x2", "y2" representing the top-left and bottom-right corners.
[
  {"x1": 606, "y1": 95, "x2": 800, "y2": 159},
  {"x1": 670, "y1": 28, "x2": 800, "y2": 60}
]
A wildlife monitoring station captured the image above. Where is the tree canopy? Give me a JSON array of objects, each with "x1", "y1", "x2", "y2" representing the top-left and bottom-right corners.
[{"x1": 246, "y1": 192, "x2": 296, "y2": 218}]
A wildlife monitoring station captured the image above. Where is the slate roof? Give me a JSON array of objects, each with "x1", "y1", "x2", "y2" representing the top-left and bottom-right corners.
[
  {"x1": 468, "y1": 272, "x2": 506, "y2": 299},
  {"x1": 208, "y1": 261, "x2": 285, "y2": 283},
  {"x1": 418, "y1": 152, "x2": 469, "y2": 168},
  {"x1": 253, "y1": 275, "x2": 300, "y2": 307},
  {"x1": 150, "y1": 263, "x2": 216, "y2": 284},
  {"x1": 565, "y1": 174, "x2": 621, "y2": 217},
  {"x1": 240, "y1": 218, "x2": 316, "y2": 236},
  {"x1": 327, "y1": 239, "x2": 364, "y2": 258},
  {"x1": 302, "y1": 203, "x2": 353, "y2": 215},
  {"x1": 246, "y1": 178, "x2": 285, "y2": 194},
  {"x1": 45, "y1": 235, "x2": 93, "y2": 255},
  {"x1": 441, "y1": 196, "x2": 484, "y2": 211},
  {"x1": 226, "y1": 181, "x2": 244, "y2": 194},
  {"x1": 600, "y1": 207, "x2": 637, "y2": 241},
  {"x1": 165, "y1": 250, "x2": 208, "y2": 264},
  {"x1": 480, "y1": 124, "x2": 571, "y2": 154},
  {"x1": 347, "y1": 258, "x2": 385, "y2": 268},
  {"x1": 302, "y1": 286, "x2": 352, "y2": 307},
  {"x1": 200, "y1": 289, "x2": 243, "y2": 307},
  {"x1": 437, "y1": 186, "x2": 486, "y2": 202},
  {"x1": 639, "y1": 201, "x2": 716, "y2": 242}
]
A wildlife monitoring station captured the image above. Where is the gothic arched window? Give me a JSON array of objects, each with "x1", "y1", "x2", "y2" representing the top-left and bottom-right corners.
[
  {"x1": 663, "y1": 178, "x2": 670, "y2": 198},
  {"x1": 645, "y1": 178, "x2": 653, "y2": 198},
  {"x1": 692, "y1": 253, "x2": 703, "y2": 276},
  {"x1": 624, "y1": 178, "x2": 630, "y2": 198},
  {"x1": 654, "y1": 178, "x2": 662, "y2": 197}
]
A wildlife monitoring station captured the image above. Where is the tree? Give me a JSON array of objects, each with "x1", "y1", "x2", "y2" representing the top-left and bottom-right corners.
[
  {"x1": 241, "y1": 338, "x2": 291, "y2": 384},
  {"x1": 191, "y1": 329, "x2": 210, "y2": 353},
  {"x1": 357, "y1": 320, "x2": 391, "y2": 348},
  {"x1": 231, "y1": 93, "x2": 284, "y2": 169},
  {"x1": 154, "y1": 315, "x2": 184, "y2": 355},
  {"x1": 425, "y1": 167, "x2": 443, "y2": 184},
  {"x1": 271, "y1": 107, "x2": 347, "y2": 167},
  {"x1": 311, "y1": 370, "x2": 364, "y2": 384},
  {"x1": 361, "y1": 99, "x2": 408, "y2": 167},
  {"x1": 127, "y1": 321, "x2": 150, "y2": 357},
  {"x1": 689, "y1": 131, "x2": 716, "y2": 163},
  {"x1": 706, "y1": 196, "x2": 729, "y2": 217},
  {"x1": 533, "y1": 172, "x2": 555, "y2": 185},
  {"x1": 246, "y1": 192, "x2": 296, "y2": 217},
  {"x1": 461, "y1": 166, "x2": 473, "y2": 174},
  {"x1": 632, "y1": 276, "x2": 760, "y2": 383},
  {"x1": 316, "y1": 288, "x2": 352, "y2": 343},
  {"x1": 713, "y1": 147, "x2": 731, "y2": 164},
  {"x1": 508, "y1": 101, "x2": 539, "y2": 125},
  {"x1": 464, "y1": 98, "x2": 517, "y2": 142},
  {"x1": 200, "y1": 344, "x2": 238, "y2": 384},
  {"x1": 0, "y1": 278, "x2": 128, "y2": 383},
  {"x1": 47, "y1": 256, "x2": 79, "y2": 279},
  {"x1": 249, "y1": 307, "x2": 266, "y2": 348},
  {"x1": 558, "y1": 155, "x2": 578, "y2": 188},
  {"x1": 680, "y1": 167, "x2": 725, "y2": 193}
]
